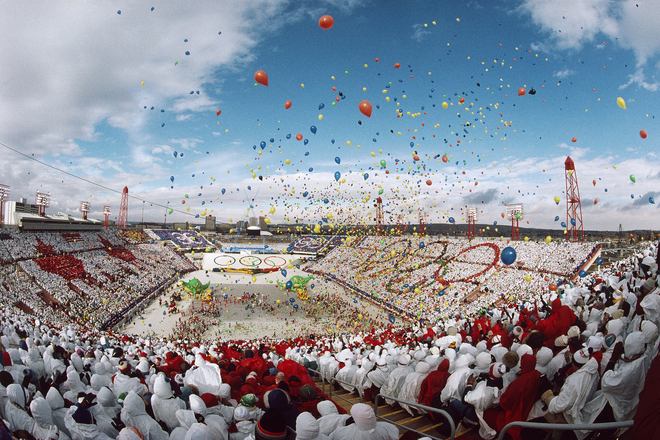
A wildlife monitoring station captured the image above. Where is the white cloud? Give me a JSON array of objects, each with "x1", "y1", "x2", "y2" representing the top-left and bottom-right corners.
[
  {"x1": 619, "y1": 69, "x2": 660, "y2": 91},
  {"x1": 554, "y1": 69, "x2": 575, "y2": 78},
  {"x1": 412, "y1": 24, "x2": 432, "y2": 42}
]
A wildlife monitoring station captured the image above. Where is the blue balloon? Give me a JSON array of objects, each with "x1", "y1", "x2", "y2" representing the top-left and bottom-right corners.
[
  {"x1": 334, "y1": 171, "x2": 341, "y2": 181},
  {"x1": 331, "y1": 139, "x2": 335, "y2": 144},
  {"x1": 270, "y1": 138, "x2": 274, "y2": 143},
  {"x1": 579, "y1": 270, "x2": 587, "y2": 277},
  {"x1": 310, "y1": 283, "x2": 314, "y2": 288},
  {"x1": 170, "y1": 176, "x2": 174, "y2": 182},
  {"x1": 650, "y1": 197, "x2": 655, "y2": 204},
  {"x1": 318, "y1": 103, "x2": 325, "y2": 110},
  {"x1": 448, "y1": 217, "x2": 455, "y2": 223},
  {"x1": 554, "y1": 216, "x2": 559, "y2": 222},
  {"x1": 285, "y1": 281, "x2": 292, "y2": 290},
  {"x1": 304, "y1": 139, "x2": 309, "y2": 145},
  {"x1": 323, "y1": 198, "x2": 329, "y2": 204},
  {"x1": 281, "y1": 269, "x2": 287, "y2": 277},
  {"x1": 305, "y1": 152, "x2": 309, "y2": 156},
  {"x1": 631, "y1": 194, "x2": 635, "y2": 199},
  {"x1": 173, "y1": 151, "x2": 178, "y2": 158},
  {"x1": 260, "y1": 141, "x2": 266, "y2": 149},
  {"x1": 286, "y1": 134, "x2": 291, "y2": 139},
  {"x1": 309, "y1": 167, "x2": 313, "y2": 172},
  {"x1": 302, "y1": 191, "x2": 308, "y2": 197},
  {"x1": 335, "y1": 157, "x2": 341, "y2": 164},
  {"x1": 500, "y1": 246, "x2": 517, "y2": 265},
  {"x1": 364, "y1": 173, "x2": 369, "y2": 180},
  {"x1": 310, "y1": 126, "x2": 317, "y2": 134},
  {"x1": 596, "y1": 257, "x2": 603, "y2": 265},
  {"x1": 221, "y1": 188, "x2": 226, "y2": 194},
  {"x1": 289, "y1": 298, "x2": 295, "y2": 303},
  {"x1": 294, "y1": 304, "x2": 299, "y2": 309},
  {"x1": 570, "y1": 218, "x2": 576, "y2": 226},
  {"x1": 419, "y1": 242, "x2": 425, "y2": 249},
  {"x1": 493, "y1": 221, "x2": 497, "y2": 225},
  {"x1": 561, "y1": 222, "x2": 567, "y2": 228}
]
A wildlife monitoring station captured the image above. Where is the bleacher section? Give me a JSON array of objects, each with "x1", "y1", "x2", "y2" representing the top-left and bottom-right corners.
[
  {"x1": 144, "y1": 229, "x2": 212, "y2": 249},
  {"x1": 287, "y1": 234, "x2": 354, "y2": 254}
]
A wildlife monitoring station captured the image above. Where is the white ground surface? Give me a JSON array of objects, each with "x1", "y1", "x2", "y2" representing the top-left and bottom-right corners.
[{"x1": 122, "y1": 254, "x2": 388, "y2": 341}]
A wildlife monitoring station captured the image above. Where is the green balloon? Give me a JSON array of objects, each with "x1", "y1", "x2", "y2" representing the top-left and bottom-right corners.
[
  {"x1": 380, "y1": 160, "x2": 386, "y2": 167},
  {"x1": 630, "y1": 174, "x2": 636, "y2": 183},
  {"x1": 378, "y1": 189, "x2": 384, "y2": 195}
]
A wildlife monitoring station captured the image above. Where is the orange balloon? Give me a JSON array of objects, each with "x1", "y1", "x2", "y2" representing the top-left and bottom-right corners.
[
  {"x1": 549, "y1": 283, "x2": 557, "y2": 291},
  {"x1": 501, "y1": 213, "x2": 505, "y2": 218},
  {"x1": 413, "y1": 155, "x2": 420, "y2": 161},
  {"x1": 394, "y1": 63, "x2": 400, "y2": 69},
  {"x1": 640, "y1": 129, "x2": 647, "y2": 139},
  {"x1": 425, "y1": 180, "x2": 432, "y2": 186},
  {"x1": 375, "y1": 58, "x2": 379, "y2": 62},
  {"x1": 285, "y1": 100, "x2": 292, "y2": 109},
  {"x1": 518, "y1": 87, "x2": 526, "y2": 96},
  {"x1": 359, "y1": 100, "x2": 372, "y2": 118},
  {"x1": 593, "y1": 180, "x2": 596, "y2": 186},
  {"x1": 442, "y1": 155, "x2": 448, "y2": 163},
  {"x1": 295, "y1": 133, "x2": 303, "y2": 141},
  {"x1": 216, "y1": 109, "x2": 221, "y2": 116},
  {"x1": 318, "y1": 15, "x2": 334, "y2": 30},
  {"x1": 594, "y1": 199, "x2": 599, "y2": 205},
  {"x1": 254, "y1": 70, "x2": 268, "y2": 86},
  {"x1": 459, "y1": 97, "x2": 465, "y2": 104},
  {"x1": 571, "y1": 137, "x2": 577, "y2": 142}
]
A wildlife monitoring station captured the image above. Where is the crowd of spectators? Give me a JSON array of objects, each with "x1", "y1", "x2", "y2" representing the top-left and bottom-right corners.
[
  {"x1": 0, "y1": 239, "x2": 656, "y2": 440},
  {"x1": 305, "y1": 237, "x2": 598, "y2": 323},
  {"x1": 144, "y1": 230, "x2": 212, "y2": 249}
]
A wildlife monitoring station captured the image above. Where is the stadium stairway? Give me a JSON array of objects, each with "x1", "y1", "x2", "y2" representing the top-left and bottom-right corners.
[{"x1": 313, "y1": 375, "x2": 478, "y2": 439}]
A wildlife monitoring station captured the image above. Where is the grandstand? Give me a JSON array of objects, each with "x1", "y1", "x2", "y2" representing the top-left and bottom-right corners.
[
  {"x1": 287, "y1": 234, "x2": 351, "y2": 255},
  {"x1": 144, "y1": 228, "x2": 213, "y2": 249}
]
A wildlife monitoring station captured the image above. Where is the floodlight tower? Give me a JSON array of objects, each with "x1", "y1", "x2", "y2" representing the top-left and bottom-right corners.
[
  {"x1": 418, "y1": 210, "x2": 429, "y2": 236},
  {"x1": 0, "y1": 185, "x2": 10, "y2": 227},
  {"x1": 118, "y1": 186, "x2": 129, "y2": 228},
  {"x1": 467, "y1": 207, "x2": 477, "y2": 240},
  {"x1": 80, "y1": 201, "x2": 90, "y2": 220},
  {"x1": 103, "y1": 206, "x2": 111, "y2": 228},
  {"x1": 505, "y1": 203, "x2": 523, "y2": 241},
  {"x1": 374, "y1": 197, "x2": 383, "y2": 235},
  {"x1": 35, "y1": 191, "x2": 50, "y2": 216},
  {"x1": 565, "y1": 157, "x2": 584, "y2": 243}
]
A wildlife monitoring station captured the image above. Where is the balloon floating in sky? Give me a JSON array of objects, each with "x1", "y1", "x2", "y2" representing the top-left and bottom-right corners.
[
  {"x1": 500, "y1": 246, "x2": 517, "y2": 265},
  {"x1": 318, "y1": 15, "x2": 334, "y2": 30},
  {"x1": 640, "y1": 130, "x2": 647, "y2": 139},
  {"x1": 310, "y1": 125, "x2": 317, "y2": 134},
  {"x1": 554, "y1": 216, "x2": 559, "y2": 221},
  {"x1": 650, "y1": 197, "x2": 655, "y2": 204},
  {"x1": 394, "y1": 63, "x2": 400, "y2": 69},
  {"x1": 334, "y1": 157, "x2": 341, "y2": 164},
  {"x1": 554, "y1": 196, "x2": 561, "y2": 205},
  {"x1": 296, "y1": 133, "x2": 303, "y2": 141},
  {"x1": 359, "y1": 100, "x2": 372, "y2": 118},
  {"x1": 630, "y1": 174, "x2": 636, "y2": 183},
  {"x1": 517, "y1": 87, "x2": 526, "y2": 96},
  {"x1": 617, "y1": 97, "x2": 626, "y2": 109},
  {"x1": 380, "y1": 159, "x2": 386, "y2": 167},
  {"x1": 334, "y1": 171, "x2": 341, "y2": 181},
  {"x1": 254, "y1": 70, "x2": 268, "y2": 86},
  {"x1": 285, "y1": 100, "x2": 292, "y2": 109},
  {"x1": 571, "y1": 137, "x2": 577, "y2": 143},
  {"x1": 528, "y1": 88, "x2": 536, "y2": 95},
  {"x1": 448, "y1": 217, "x2": 455, "y2": 223},
  {"x1": 216, "y1": 110, "x2": 221, "y2": 116}
]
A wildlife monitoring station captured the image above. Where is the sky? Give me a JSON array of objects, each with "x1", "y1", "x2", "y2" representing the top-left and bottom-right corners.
[{"x1": 1, "y1": 0, "x2": 659, "y2": 231}]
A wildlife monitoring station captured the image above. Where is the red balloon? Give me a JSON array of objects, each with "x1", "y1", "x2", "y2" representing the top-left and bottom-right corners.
[
  {"x1": 216, "y1": 110, "x2": 221, "y2": 116},
  {"x1": 394, "y1": 63, "x2": 400, "y2": 69},
  {"x1": 284, "y1": 100, "x2": 292, "y2": 109},
  {"x1": 318, "y1": 15, "x2": 334, "y2": 30},
  {"x1": 375, "y1": 58, "x2": 379, "y2": 62},
  {"x1": 295, "y1": 133, "x2": 303, "y2": 141},
  {"x1": 571, "y1": 137, "x2": 577, "y2": 142},
  {"x1": 593, "y1": 180, "x2": 596, "y2": 186},
  {"x1": 640, "y1": 129, "x2": 647, "y2": 139},
  {"x1": 442, "y1": 155, "x2": 448, "y2": 163},
  {"x1": 518, "y1": 87, "x2": 526, "y2": 96},
  {"x1": 549, "y1": 283, "x2": 557, "y2": 291},
  {"x1": 413, "y1": 155, "x2": 420, "y2": 161},
  {"x1": 425, "y1": 180, "x2": 432, "y2": 186},
  {"x1": 254, "y1": 70, "x2": 268, "y2": 86},
  {"x1": 459, "y1": 97, "x2": 465, "y2": 104},
  {"x1": 359, "y1": 100, "x2": 372, "y2": 118}
]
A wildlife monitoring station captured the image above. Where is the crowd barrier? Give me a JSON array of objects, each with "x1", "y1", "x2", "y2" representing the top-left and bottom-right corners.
[
  {"x1": 497, "y1": 420, "x2": 633, "y2": 440},
  {"x1": 374, "y1": 393, "x2": 456, "y2": 440}
]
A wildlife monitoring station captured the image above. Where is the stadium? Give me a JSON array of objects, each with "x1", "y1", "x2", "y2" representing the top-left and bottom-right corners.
[{"x1": 1, "y1": 2, "x2": 660, "y2": 440}]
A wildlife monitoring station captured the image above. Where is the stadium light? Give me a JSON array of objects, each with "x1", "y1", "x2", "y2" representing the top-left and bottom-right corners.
[
  {"x1": 102, "y1": 205, "x2": 111, "y2": 229},
  {"x1": 80, "y1": 200, "x2": 91, "y2": 220},
  {"x1": 0, "y1": 184, "x2": 10, "y2": 227},
  {"x1": 35, "y1": 191, "x2": 51, "y2": 216}
]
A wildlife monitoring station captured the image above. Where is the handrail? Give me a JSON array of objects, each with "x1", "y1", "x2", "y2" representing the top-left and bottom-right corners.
[
  {"x1": 497, "y1": 420, "x2": 634, "y2": 440},
  {"x1": 375, "y1": 393, "x2": 456, "y2": 440}
]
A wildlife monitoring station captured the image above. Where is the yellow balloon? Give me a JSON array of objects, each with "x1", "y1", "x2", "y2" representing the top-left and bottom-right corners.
[
  {"x1": 318, "y1": 114, "x2": 323, "y2": 120},
  {"x1": 554, "y1": 196, "x2": 561, "y2": 204},
  {"x1": 442, "y1": 102, "x2": 448, "y2": 109},
  {"x1": 525, "y1": 275, "x2": 531, "y2": 282},
  {"x1": 616, "y1": 97, "x2": 626, "y2": 110},
  {"x1": 545, "y1": 236, "x2": 552, "y2": 244},
  {"x1": 285, "y1": 159, "x2": 290, "y2": 164}
]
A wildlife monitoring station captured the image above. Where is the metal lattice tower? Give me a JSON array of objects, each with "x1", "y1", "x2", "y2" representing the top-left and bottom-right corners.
[
  {"x1": 118, "y1": 186, "x2": 129, "y2": 228},
  {"x1": 505, "y1": 203, "x2": 524, "y2": 241},
  {"x1": 565, "y1": 156, "x2": 584, "y2": 243},
  {"x1": 0, "y1": 185, "x2": 10, "y2": 227},
  {"x1": 418, "y1": 210, "x2": 429, "y2": 236},
  {"x1": 467, "y1": 207, "x2": 477, "y2": 240},
  {"x1": 103, "y1": 206, "x2": 111, "y2": 229},
  {"x1": 374, "y1": 197, "x2": 383, "y2": 235}
]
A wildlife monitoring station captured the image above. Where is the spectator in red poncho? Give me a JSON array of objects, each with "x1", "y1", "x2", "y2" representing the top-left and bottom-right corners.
[
  {"x1": 418, "y1": 358, "x2": 450, "y2": 409},
  {"x1": 485, "y1": 353, "x2": 542, "y2": 440},
  {"x1": 536, "y1": 298, "x2": 576, "y2": 348}
]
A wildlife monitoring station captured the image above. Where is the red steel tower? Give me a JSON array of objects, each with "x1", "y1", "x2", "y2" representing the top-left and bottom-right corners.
[
  {"x1": 374, "y1": 197, "x2": 383, "y2": 235},
  {"x1": 103, "y1": 205, "x2": 111, "y2": 228},
  {"x1": 564, "y1": 157, "x2": 584, "y2": 243},
  {"x1": 467, "y1": 207, "x2": 477, "y2": 240},
  {"x1": 118, "y1": 186, "x2": 129, "y2": 228},
  {"x1": 505, "y1": 203, "x2": 523, "y2": 241}
]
